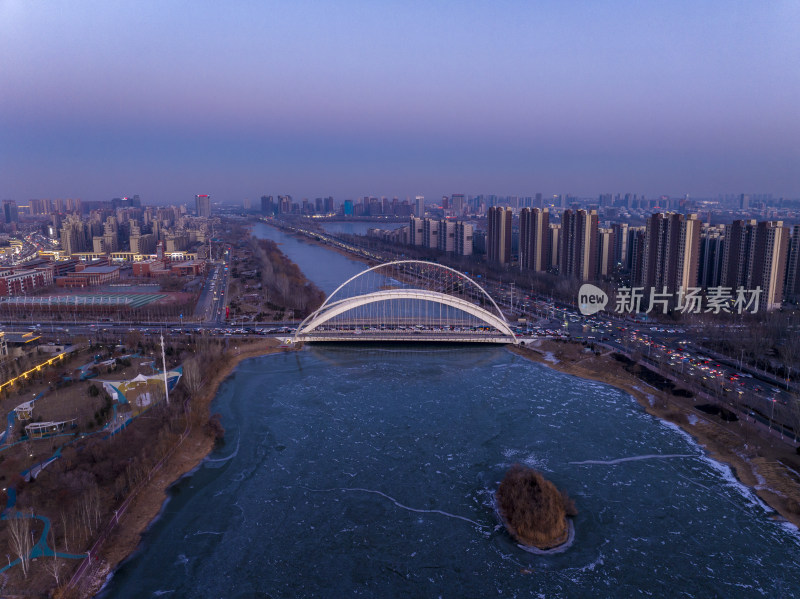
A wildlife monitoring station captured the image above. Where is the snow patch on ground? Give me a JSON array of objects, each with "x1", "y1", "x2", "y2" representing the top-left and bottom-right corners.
[{"x1": 543, "y1": 352, "x2": 559, "y2": 364}]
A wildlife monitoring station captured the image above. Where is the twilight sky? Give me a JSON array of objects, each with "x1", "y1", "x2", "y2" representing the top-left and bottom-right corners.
[{"x1": 1, "y1": 0, "x2": 799, "y2": 204}]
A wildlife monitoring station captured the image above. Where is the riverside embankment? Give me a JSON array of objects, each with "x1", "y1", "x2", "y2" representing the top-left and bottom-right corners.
[
  {"x1": 74, "y1": 340, "x2": 292, "y2": 597},
  {"x1": 512, "y1": 340, "x2": 800, "y2": 529}
]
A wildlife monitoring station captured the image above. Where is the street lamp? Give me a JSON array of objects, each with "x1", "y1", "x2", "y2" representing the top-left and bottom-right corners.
[{"x1": 769, "y1": 397, "x2": 776, "y2": 434}]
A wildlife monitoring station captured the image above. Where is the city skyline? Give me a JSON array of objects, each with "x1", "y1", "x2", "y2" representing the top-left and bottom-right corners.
[{"x1": 2, "y1": 1, "x2": 799, "y2": 203}]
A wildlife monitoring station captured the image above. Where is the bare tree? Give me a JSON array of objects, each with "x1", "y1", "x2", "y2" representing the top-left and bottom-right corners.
[
  {"x1": 7, "y1": 510, "x2": 32, "y2": 578},
  {"x1": 79, "y1": 483, "x2": 102, "y2": 540},
  {"x1": 59, "y1": 509, "x2": 71, "y2": 553},
  {"x1": 182, "y1": 357, "x2": 204, "y2": 398},
  {"x1": 45, "y1": 525, "x2": 62, "y2": 587},
  {"x1": 787, "y1": 394, "x2": 800, "y2": 447},
  {"x1": 125, "y1": 329, "x2": 143, "y2": 349}
]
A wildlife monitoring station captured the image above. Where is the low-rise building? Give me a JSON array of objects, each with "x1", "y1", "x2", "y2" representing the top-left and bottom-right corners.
[
  {"x1": 55, "y1": 265, "x2": 120, "y2": 287},
  {"x1": 133, "y1": 259, "x2": 169, "y2": 277},
  {"x1": 0, "y1": 265, "x2": 55, "y2": 296},
  {"x1": 170, "y1": 260, "x2": 207, "y2": 277}
]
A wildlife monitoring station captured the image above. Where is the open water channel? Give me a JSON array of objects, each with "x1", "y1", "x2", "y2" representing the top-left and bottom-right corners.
[{"x1": 99, "y1": 223, "x2": 800, "y2": 598}]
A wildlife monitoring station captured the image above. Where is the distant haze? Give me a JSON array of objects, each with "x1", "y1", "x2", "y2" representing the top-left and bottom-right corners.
[{"x1": 1, "y1": 1, "x2": 799, "y2": 203}]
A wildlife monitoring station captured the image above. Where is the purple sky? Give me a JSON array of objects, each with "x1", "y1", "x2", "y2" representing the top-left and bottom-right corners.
[{"x1": 2, "y1": 1, "x2": 799, "y2": 204}]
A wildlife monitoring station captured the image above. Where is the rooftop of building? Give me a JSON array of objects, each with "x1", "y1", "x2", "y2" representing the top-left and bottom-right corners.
[
  {"x1": 79, "y1": 265, "x2": 120, "y2": 274},
  {"x1": 2, "y1": 331, "x2": 42, "y2": 344}
]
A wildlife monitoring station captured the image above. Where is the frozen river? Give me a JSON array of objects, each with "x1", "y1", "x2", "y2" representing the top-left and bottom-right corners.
[{"x1": 101, "y1": 346, "x2": 800, "y2": 597}]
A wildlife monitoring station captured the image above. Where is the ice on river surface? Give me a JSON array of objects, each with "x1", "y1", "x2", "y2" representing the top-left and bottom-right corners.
[{"x1": 99, "y1": 346, "x2": 800, "y2": 598}]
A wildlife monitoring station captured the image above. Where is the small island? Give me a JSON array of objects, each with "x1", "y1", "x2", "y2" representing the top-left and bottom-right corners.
[{"x1": 496, "y1": 464, "x2": 578, "y2": 550}]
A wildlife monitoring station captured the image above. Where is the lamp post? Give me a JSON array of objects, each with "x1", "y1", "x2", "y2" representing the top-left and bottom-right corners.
[
  {"x1": 769, "y1": 397, "x2": 776, "y2": 434},
  {"x1": 160, "y1": 331, "x2": 169, "y2": 406}
]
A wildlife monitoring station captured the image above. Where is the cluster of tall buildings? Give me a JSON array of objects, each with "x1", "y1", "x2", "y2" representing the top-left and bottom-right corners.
[
  {"x1": 488, "y1": 207, "x2": 798, "y2": 312},
  {"x1": 0, "y1": 195, "x2": 215, "y2": 298},
  {"x1": 408, "y1": 217, "x2": 473, "y2": 256},
  {"x1": 261, "y1": 195, "x2": 348, "y2": 216},
  {"x1": 11, "y1": 197, "x2": 83, "y2": 218},
  {"x1": 367, "y1": 217, "x2": 474, "y2": 257},
  {"x1": 57, "y1": 198, "x2": 212, "y2": 260},
  {"x1": 260, "y1": 194, "x2": 468, "y2": 219}
]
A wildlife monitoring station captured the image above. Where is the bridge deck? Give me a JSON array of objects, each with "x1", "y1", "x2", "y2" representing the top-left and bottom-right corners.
[
  {"x1": 293, "y1": 260, "x2": 518, "y2": 345},
  {"x1": 295, "y1": 331, "x2": 516, "y2": 343}
]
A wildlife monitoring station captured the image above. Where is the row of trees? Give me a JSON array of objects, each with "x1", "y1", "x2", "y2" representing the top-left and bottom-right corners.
[{"x1": 250, "y1": 238, "x2": 325, "y2": 317}]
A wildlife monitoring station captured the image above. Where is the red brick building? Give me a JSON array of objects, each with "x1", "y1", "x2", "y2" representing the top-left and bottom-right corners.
[
  {"x1": 55, "y1": 265, "x2": 120, "y2": 288},
  {"x1": 170, "y1": 260, "x2": 207, "y2": 277},
  {"x1": 133, "y1": 259, "x2": 167, "y2": 277},
  {"x1": 0, "y1": 265, "x2": 55, "y2": 296}
]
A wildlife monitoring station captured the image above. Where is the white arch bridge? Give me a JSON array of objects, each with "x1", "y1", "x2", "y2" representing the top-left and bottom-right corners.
[{"x1": 294, "y1": 260, "x2": 518, "y2": 344}]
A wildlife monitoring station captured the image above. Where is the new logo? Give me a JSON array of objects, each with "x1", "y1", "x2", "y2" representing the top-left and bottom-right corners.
[{"x1": 578, "y1": 284, "x2": 608, "y2": 316}]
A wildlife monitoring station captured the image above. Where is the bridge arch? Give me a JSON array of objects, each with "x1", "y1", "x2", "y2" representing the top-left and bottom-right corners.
[{"x1": 294, "y1": 260, "x2": 517, "y2": 344}]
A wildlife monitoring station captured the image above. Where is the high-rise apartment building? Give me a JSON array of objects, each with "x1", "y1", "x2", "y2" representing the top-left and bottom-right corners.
[
  {"x1": 423, "y1": 219, "x2": 439, "y2": 249},
  {"x1": 409, "y1": 217, "x2": 424, "y2": 246},
  {"x1": 785, "y1": 225, "x2": 800, "y2": 301},
  {"x1": 739, "y1": 194, "x2": 750, "y2": 210},
  {"x1": 368, "y1": 197, "x2": 382, "y2": 216},
  {"x1": 450, "y1": 194, "x2": 465, "y2": 216},
  {"x1": 548, "y1": 224, "x2": 561, "y2": 269},
  {"x1": 559, "y1": 209, "x2": 598, "y2": 281},
  {"x1": 698, "y1": 225, "x2": 726, "y2": 288},
  {"x1": 519, "y1": 207, "x2": 550, "y2": 272},
  {"x1": 487, "y1": 206, "x2": 512, "y2": 265},
  {"x1": 640, "y1": 212, "x2": 701, "y2": 296},
  {"x1": 454, "y1": 222, "x2": 473, "y2": 256},
  {"x1": 195, "y1": 194, "x2": 211, "y2": 218},
  {"x1": 721, "y1": 220, "x2": 760, "y2": 291},
  {"x1": 749, "y1": 221, "x2": 789, "y2": 311},
  {"x1": 278, "y1": 195, "x2": 292, "y2": 214},
  {"x1": 437, "y1": 220, "x2": 456, "y2": 253},
  {"x1": 102, "y1": 216, "x2": 119, "y2": 252},
  {"x1": 91, "y1": 236, "x2": 104, "y2": 254},
  {"x1": 719, "y1": 218, "x2": 791, "y2": 309},
  {"x1": 611, "y1": 222, "x2": 629, "y2": 269},
  {"x1": 414, "y1": 196, "x2": 425, "y2": 217},
  {"x1": 60, "y1": 215, "x2": 90, "y2": 256},
  {"x1": 29, "y1": 198, "x2": 52, "y2": 215},
  {"x1": 597, "y1": 227, "x2": 616, "y2": 279},
  {"x1": 674, "y1": 214, "x2": 702, "y2": 293},
  {"x1": 2, "y1": 200, "x2": 19, "y2": 224},
  {"x1": 130, "y1": 233, "x2": 156, "y2": 255},
  {"x1": 628, "y1": 227, "x2": 646, "y2": 286}
]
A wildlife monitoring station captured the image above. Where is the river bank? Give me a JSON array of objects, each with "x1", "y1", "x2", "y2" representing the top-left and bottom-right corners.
[
  {"x1": 512, "y1": 340, "x2": 800, "y2": 530},
  {"x1": 274, "y1": 221, "x2": 377, "y2": 268},
  {"x1": 78, "y1": 339, "x2": 294, "y2": 597}
]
